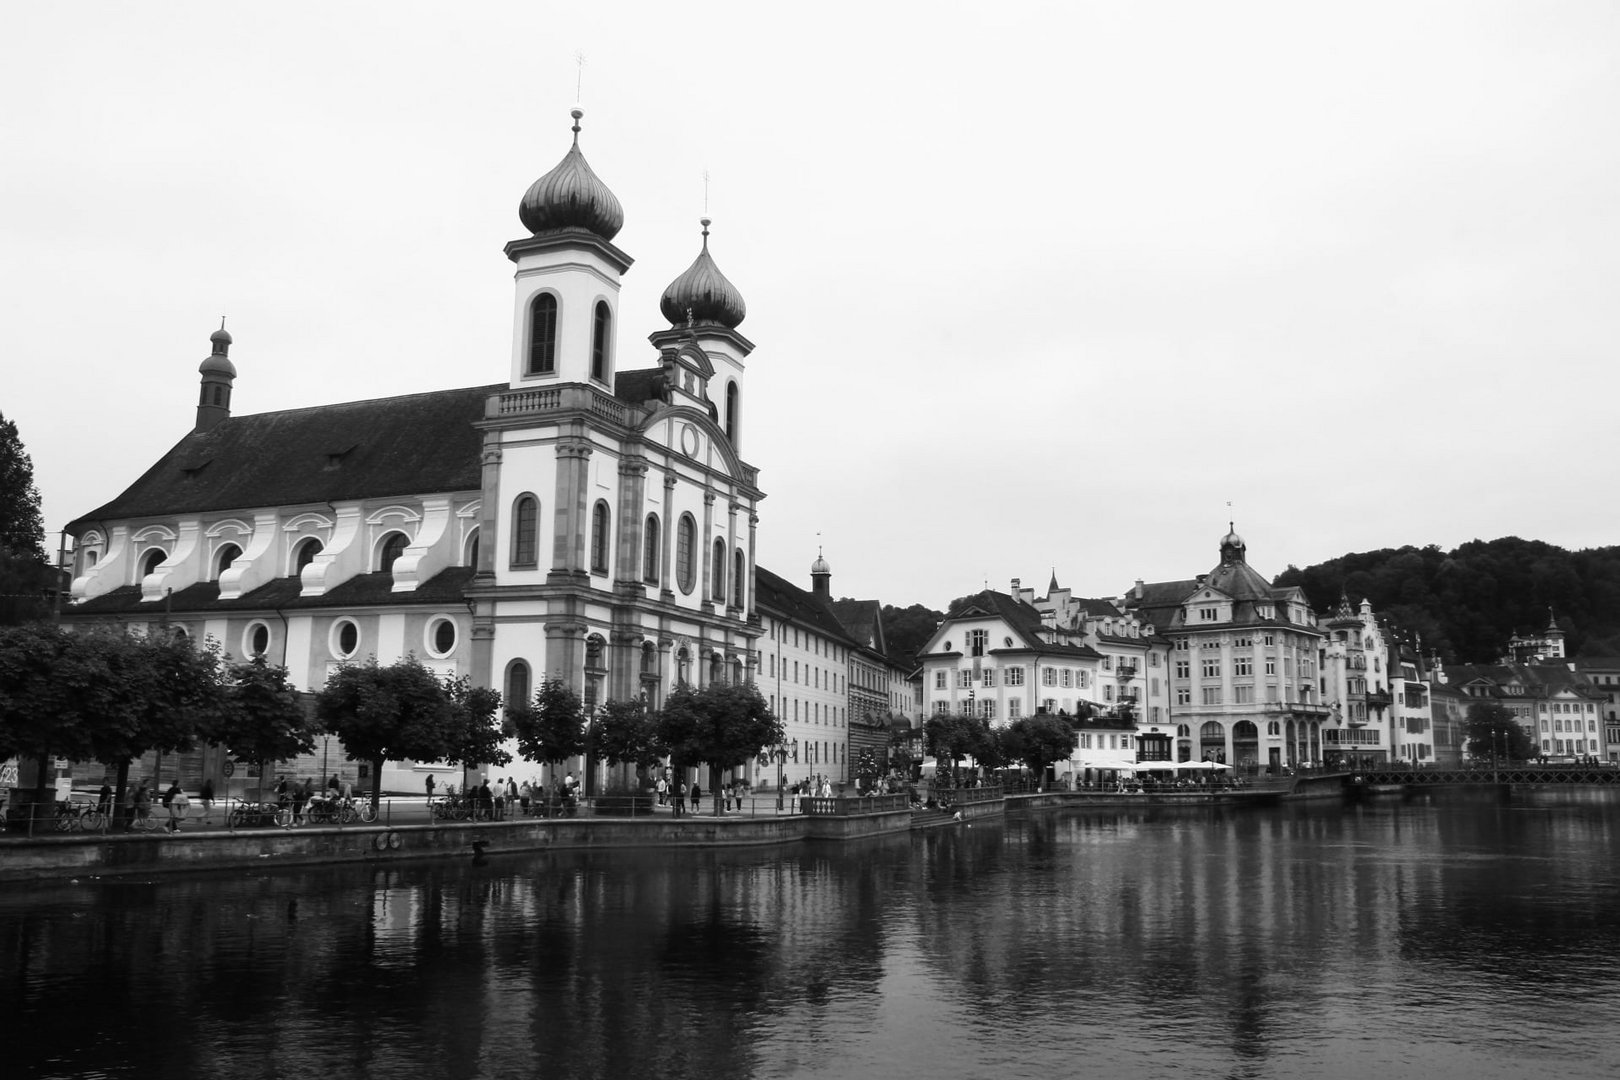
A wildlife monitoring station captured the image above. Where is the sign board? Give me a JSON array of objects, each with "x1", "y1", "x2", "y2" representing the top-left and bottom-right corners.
[
  {"x1": 55, "y1": 776, "x2": 74, "y2": 801},
  {"x1": 0, "y1": 757, "x2": 19, "y2": 789}
]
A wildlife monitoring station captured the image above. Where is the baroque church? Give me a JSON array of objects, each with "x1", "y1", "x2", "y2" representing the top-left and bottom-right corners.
[{"x1": 62, "y1": 109, "x2": 830, "y2": 793}]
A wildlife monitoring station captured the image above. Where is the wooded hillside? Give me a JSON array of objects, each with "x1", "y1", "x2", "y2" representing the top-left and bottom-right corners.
[{"x1": 1273, "y1": 537, "x2": 1620, "y2": 663}]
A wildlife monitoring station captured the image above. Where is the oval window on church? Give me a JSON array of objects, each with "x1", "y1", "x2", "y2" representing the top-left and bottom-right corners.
[
  {"x1": 426, "y1": 617, "x2": 457, "y2": 658},
  {"x1": 332, "y1": 619, "x2": 360, "y2": 659},
  {"x1": 243, "y1": 622, "x2": 271, "y2": 659}
]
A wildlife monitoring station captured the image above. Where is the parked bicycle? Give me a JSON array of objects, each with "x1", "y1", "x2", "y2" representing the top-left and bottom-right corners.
[
  {"x1": 227, "y1": 797, "x2": 294, "y2": 829},
  {"x1": 53, "y1": 798, "x2": 106, "y2": 833}
]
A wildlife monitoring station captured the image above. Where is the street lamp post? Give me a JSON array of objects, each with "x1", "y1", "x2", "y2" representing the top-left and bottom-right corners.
[{"x1": 774, "y1": 743, "x2": 787, "y2": 812}]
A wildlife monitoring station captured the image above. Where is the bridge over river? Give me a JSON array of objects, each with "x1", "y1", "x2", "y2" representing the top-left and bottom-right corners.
[{"x1": 1343, "y1": 763, "x2": 1620, "y2": 788}]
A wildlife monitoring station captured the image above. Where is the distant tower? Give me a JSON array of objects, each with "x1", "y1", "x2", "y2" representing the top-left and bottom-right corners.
[
  {"x1": 651, "y1": 216, "x2": 752, "y2": 450},
  {"x1": 810, "y1": 548, "x2": 831, "y2": 599},
  {"x1": 195, "y1": 322, "x2": 236, "y2": 432}
]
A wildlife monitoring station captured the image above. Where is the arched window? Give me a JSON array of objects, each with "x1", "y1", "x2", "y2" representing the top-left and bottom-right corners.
[
  {"x1": 591, "y1": 301, "x2": 611, "y2": 382},
  {"x1": 512, "y1": 495, "x2": 539, "y2": 568},
  {"x1": 140, "y1": 548, "x2": 166, "y2": 580},
  {"x1": 733, "y1": 549, "x2": 746, "y2": 608},
  {"x1": 711, "y1": 539, "x2": 727, "y2": 601},
  {"x1": 378, "y1": 532, "x2": 409, "y2": 574},
  {"x1": 676, "y1": 515, "x2": 696, "y2": 594},
  {"x1": 214, "y1": 543, "x2": 242, "y2": 580},
  {"x1": 642, "y1": 514, "x2": 660, "y2": 585},
  {"x1": 506, "y1": 660, "x2": 531, "y2": 711},
  {"x1": 293, "y1": 538, "x2": 323, "y2": 575},
  {"x1": 642, "y1": 641, "x2": 658, "y2": 675},
  {"x1": 590, "y1": 501, "x2": 611, "y2": 575},
  {"x1": 465, "y1": 528, "x2": 480, "y2": 568},
  {"x1": 725, "y1": 381, "x2": 738, "y2": 442},
  {"x1": 527, "y1": 293, "x2": 558, "y2": 375}
]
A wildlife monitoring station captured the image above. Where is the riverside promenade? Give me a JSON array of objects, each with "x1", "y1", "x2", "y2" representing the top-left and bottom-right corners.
[
  {"x1": 0, "y1": 778, "x2": 1335, "y2": 884},
  {"x1": 0, "y1": 791, "x2": 929, "y2": 884}
]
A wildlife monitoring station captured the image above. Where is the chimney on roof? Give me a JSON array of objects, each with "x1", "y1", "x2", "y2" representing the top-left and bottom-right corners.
[{"x1": 1133, "y1": 578, "x2": 1144, "y2": 599}]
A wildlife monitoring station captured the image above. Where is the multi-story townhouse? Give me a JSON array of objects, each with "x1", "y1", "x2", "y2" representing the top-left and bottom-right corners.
[
  {"x1": 1013, "y1": 576, "x2": 1175, "y2": 760},
  {"x1": 1121, "y1": 528, "x2": 1328, "y2": 771},
  {"x1": 1570, "y1": 657, "x2": 1620, "y2": 762},
  {"x1": 1318, "y1": 597, "x2": 1396, "y2": 767},
  {"x1": 1440, "y1": 662, "x2": 1606, "y2": 761},
  {"x1": 917, "y1": 590, "x2": 1105, "y2": 726},
  {"x1": 755, "y1": 565, "x2": 856, "y2": 789}
]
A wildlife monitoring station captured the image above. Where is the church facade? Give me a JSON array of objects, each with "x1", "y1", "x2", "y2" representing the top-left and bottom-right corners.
[{"x1": 63, "y1": 110, "x2": 780, "y2": 794}]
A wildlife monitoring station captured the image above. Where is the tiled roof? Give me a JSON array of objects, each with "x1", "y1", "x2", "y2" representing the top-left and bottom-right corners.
[
  {"x1": 828, "y1": 597, "x2": 886, "y2": 654},
  {"x1": 68, "y1": 385, "x2": 502, "y2": 531},
  {"x1": 754, "y1": 566, "x2": 858, "y2": 648},
  {"x1": 944, "y1": 589, "x2": 1101, "y2": 659},
  {"x1": 68, "y1": 567, "x2": 478, "y2": 617}
]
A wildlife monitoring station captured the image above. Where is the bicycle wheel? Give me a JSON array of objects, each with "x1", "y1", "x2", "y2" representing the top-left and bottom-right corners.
[
  {"x1": 274, "y1": 806, "x2": 294, "y2": 828},
  {"x1": 358, "y1": 803, "x2": 378, "y2": 823},
  {"x1": 80, "y1": 809, "x2": 105, "y2": 832},
  {"x1": 339, "y1": 804, "x2": 357, "y2": 824},
  {"x1": 54, "y1": 809, "x2": 75, "y2": 833}
]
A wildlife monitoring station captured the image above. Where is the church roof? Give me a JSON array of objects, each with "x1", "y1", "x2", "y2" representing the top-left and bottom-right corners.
[
  {"x1": 68, "y1": 384, "x2": 499, "y2": 531},
  {"x1": 69, "y1": 567, "x2": 478, "y2": 616}
]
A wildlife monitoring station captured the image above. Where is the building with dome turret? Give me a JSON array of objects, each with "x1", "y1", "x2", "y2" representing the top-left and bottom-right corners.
[
  {"x1": 59, "y1": 110, "x2": 805, "y2": 797},
  {"x1": 1119, "y1": 527, "x2": 1329, "y2": 770}
]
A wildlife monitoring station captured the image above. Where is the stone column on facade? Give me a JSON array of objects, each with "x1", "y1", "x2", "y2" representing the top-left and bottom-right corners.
[
  {"x1": 700, "y1": 491, "x2": 716, "y2": 612},
  {"x1": 476, "y1": 442, "x2": 502, "y2": 582},
  {"x1": 661, "y1": 472, "x2": 677, "y2": 601},
  {"x1": 608, "y1": 629, "x2": 641, "y2": 704},
  {"x1": 543, "y1": 616, "x2": 587, "y2": 694},
  {"x1": 550, "y1": 436, "x2": 592, "y2": 583},
  {"x1": 616, "y1": 458, "x2": 648, "y2": 592},
  {"x1": 725, "y1": 499, "x2": 741, "y2": 615},
  {"x1": 746, "y1": 510, "x2": 759, "y2": 621}
]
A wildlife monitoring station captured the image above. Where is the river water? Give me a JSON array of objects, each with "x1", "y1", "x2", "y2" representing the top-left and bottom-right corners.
[{"x1": 5, "y1": 791, "x2": 1619, "y2": 1080}]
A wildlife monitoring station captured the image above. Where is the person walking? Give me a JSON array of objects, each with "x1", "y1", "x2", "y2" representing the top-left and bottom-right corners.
[
  {"x1": 425, "y1": 774, "x2": 436, "y2": 801},
  {"x1": 132, "y1": 781, "x2": 151, "y2": 829},
  {"x1": 690, "y1": 781, "x2": 701, "y2": 812},
  {"x1": 166, "y1": 784, "x2": 189, "y2": 833},
  {"x1": 295, "y1": 778, "x2": 313, "y2": 824},
  {"x1": 198, "y1": 777, "x2": 214, "y2": 824},
  {"x1": 673, "y1": 780, "x2": 685, "y2": 817}
]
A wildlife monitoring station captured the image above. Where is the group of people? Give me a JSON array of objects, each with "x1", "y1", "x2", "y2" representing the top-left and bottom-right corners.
[
  {"x1": 428, "y1": 773, "x2": 580, "y2": 817},
  {"x1": 652, "y1": 775, "x2": 751, "y2": 813},
  {"x1": 125, "y1": 777, "x2": 214, "y2": 832}
]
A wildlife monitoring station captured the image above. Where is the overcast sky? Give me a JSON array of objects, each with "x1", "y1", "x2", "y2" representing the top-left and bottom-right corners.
[{"x1": 4, "y1": 2, "x2": 1617, "y2": 612}]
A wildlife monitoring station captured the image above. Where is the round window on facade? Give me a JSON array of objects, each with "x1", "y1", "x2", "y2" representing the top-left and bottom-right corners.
[
  {"x1": 427, "y1": 617, "x2": 457, "y2": 658},
  {"x1": 332, "y1": 619, "x2": 360, "y2": 659},
  {"x1": 244, "y1": 622, "x2": 271, "y2": 659}
]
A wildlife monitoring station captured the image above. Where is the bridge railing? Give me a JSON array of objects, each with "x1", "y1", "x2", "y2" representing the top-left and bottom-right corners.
[{"x1": 799, "y1": 793, "x2": 912, "y2": 816}]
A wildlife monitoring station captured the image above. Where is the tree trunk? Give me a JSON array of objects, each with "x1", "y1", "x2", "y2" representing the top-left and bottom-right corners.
[
  {"x1": 114, "y1": 759, "x2": 131, "y2": 831},
  {"x1": 30, "y1": 750, "x2": 52, "y2": 829},
  {"x1": 370, "y1": 755, "x2": 385, "y2": 811},
  {"x1": 710, "y1": 763, "x2": 722, "y2": 815}
]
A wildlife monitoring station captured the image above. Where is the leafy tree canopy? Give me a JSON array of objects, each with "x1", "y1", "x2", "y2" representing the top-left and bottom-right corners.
[
  {"x1": 0, "y1": 412, "x2": 45, "y2": 563},
  {"x1": 877, "y1": 602, "x2": 945, "y2": 669},
  {"x1": 508, "y1": 676, "x2": 585, "y2": 778},
  {"x1": 1274, "y1": 537, "x2": 1620, "y2": 662},
  {"x1": 315, "y1": 656, "x2": 458, "y2": 803},
  {"x1": 1464, "y1": 701, "x2": 1538, "y2": 762},
  {"x1": 213, "y1": 657, "x2": 318, "y2": 791},
  {"x1": 1006, "y1": 714, "x2": 1079, "y2": 776},
  {"x1": 441, "y1": 674, "x2": 510, "y2": 770},
  {"x1": 657, "y1": 681, "x2": 782, "y2": 800},
  {"x1": 587, "y1": 697, "x2": 667, "y2": 772}
]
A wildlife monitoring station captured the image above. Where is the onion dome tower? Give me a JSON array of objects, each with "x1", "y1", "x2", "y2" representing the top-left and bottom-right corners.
[
  {"x1": 659, "y1": 218, "x2": 746, "y2": 329},
  {"x1": 195, "y1": 320, "x2": 236, "y2": 432},
  {"x1": 649, "y1": 217, "x2": 755, "y2": 449},
  {"x1": 505, "y1": 109, "x2": 633, "y2": 389},
  {"x1": 1219, "y1": 523, "x2": 1246, "y2": 566},
  {"x1": 811, "y1": 548, "x2": 832, "y2": 599}
]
